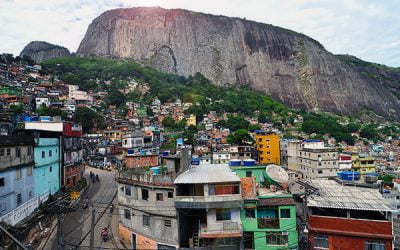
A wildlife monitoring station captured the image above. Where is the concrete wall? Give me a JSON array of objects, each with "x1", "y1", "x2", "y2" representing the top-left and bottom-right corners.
[
  {"x1": 34, "y1": 138, "x2": 60, "y2": 195},
  {"x1": 0, "y1": 144, "x2": 33, "y2": 171},
  {"x1": 118, "y1": 181, "x2": 179, "y2": 246},
  {"x1": 0, "y1": 165, "x2": 35, "y2": 217}
]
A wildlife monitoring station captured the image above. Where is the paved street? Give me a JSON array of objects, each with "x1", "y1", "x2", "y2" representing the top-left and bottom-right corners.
[{"x1": 44, "y1": 167, "x2": 119, "y2": 250}]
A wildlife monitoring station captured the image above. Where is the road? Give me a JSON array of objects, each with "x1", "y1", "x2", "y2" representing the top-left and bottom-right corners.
[{"x1": 44, "y1": 167, "x2": 119, "y2": 250}]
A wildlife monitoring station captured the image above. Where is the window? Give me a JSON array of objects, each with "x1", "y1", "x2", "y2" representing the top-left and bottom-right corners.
[
  {"x1": 17, "y1": 193, "x2": 22, "y2": 206},
  {"x1": 42, "y1": 151, "x2": 45, "y2": 158},
  {"x1": 124, "y1": 209, "x2": 131, "y2": 220},
  {"x1": 27, "y1": 166, "x2": 33, "y2": 176},
  {"x1": 280, "y1": 209, "x2": 290, "y2": 218},
  {"x1": 49, "y1": 166, "x2": 52, "y2": 172},
  {"x1": 6, "y1": 148, "x2": 10, "y2": 156},
  {"x1": 216, "y1": 208, "x2": 231, "y2": 221},
  {"x1": 0, "y1": 177, "x2": 4, "y2": 186},
  {"x1": 125, "y1": 186, "x2": 131, "y2": 196},
  {"x1": 267, "y1": 151, "x2": 271, "y2": 155},
  {"x1": 365, "y1": 241, "x2": 385, "y2": 250},
  {"x1": 29, "y1": 191, "x2": 33, "y2": 198},
  {"x1": 164, "y1": 219, "x2": 171, "y2": 227},
  {"x1": 246, "y1": 171, "x2": 252, "y2": 177},
  {"x1": 314, "y1": 235, "x2": 329, "y2": 249},
  {"x1": 27, "y1": 147, "x2": 32, "y2": 156},
  {"x1": 157, "y1": 193, "x2": 163, "y2": 201},
  {"x1": 16, "y1": 168, "x2": 22, "y2": 179},
  {"x1": 0, "y1": 148, "x2": 4, "y2": 156},
  {"x1": 16, "y1": 148, "x2": 21, "y2": 157},
  {"x1": 49, "y1": 150, "x2": 52, "y2": 157},
  {"x1": 168, "y1": 192, "x2": 173, "y2": 198},
  {"x1": 143, "y1": 215, "x2": 150, "y2": 226},
  {"x1": 209, "y1": 183, "x2": 240, "y2": 195},
  {"x1": 318, "y1": 170, "x2": 323, "y2": 174},
  {"x1": 245, "y1": 208, "x2": 255, "y2": 218},
  {"x1": 266, "y1": 232, "x2": 288, "y2": 246},
  {"x1": 142, "y1": 189, "x2": 149, "y2": 200},
  {"x1": 258, "y1": 138, "x2": 262, "y2": 142}
]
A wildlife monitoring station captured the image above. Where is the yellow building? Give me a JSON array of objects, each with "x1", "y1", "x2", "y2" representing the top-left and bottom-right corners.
[
  {"x1": 186, "y1": 114, "x2": 196, "y2": 127},
  {"x1": 351, "y1": 154, "x2": 376, "y2": 175},
  {"x1": 254, "y1": 132, "x2": 281, "y2": 165}
]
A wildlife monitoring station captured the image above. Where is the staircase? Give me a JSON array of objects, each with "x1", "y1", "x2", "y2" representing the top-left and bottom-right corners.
[{"x1": 192, "y1": 223, "x2": 200, "y2": 248}]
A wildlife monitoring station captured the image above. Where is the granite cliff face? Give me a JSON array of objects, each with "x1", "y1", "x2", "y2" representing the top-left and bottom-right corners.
[
  {"x1": 77, "y1": 7, "x2": 400, "y2": 120},
  {"x1": 20, "y1": 41, "x2": 71, "y2": 63}
]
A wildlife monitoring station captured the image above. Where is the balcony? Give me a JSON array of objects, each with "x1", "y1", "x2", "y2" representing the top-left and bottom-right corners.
[
  {"x1": 200, "y1": 221, "x2": 242, "y2": 238},
  {"x1": 257, "y1": 218, "x2": 280, "y2": 229}
]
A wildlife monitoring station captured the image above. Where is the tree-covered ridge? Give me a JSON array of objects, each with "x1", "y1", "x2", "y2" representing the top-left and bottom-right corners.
[
  {"x1": 41, "y1": 57, "x2": 288, "y2": 117},
  {"x1": 41, "y1": 56, "x2": 400, "y2": 143}
]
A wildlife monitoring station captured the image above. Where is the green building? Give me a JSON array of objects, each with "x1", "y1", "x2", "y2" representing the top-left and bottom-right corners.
[
  {"x1": 231, "y1": 165, "x2": 298, "y2": 250},
  {"x1": 0, "y1": 86, "x2": 23, "y2": 96}
]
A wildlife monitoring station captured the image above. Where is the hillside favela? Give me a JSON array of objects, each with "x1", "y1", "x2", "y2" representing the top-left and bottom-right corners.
[{"x1": 0, "y1": 1, "x2": 400, "y2": 250}]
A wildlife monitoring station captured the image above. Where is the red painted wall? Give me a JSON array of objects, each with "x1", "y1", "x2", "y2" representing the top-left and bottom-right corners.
[
  {"x1": 64, "y1": 164, "x2": 84, "y2": 189},
  {"x1": 309, "y1": 215, "x2": 393, "y2": 250}
]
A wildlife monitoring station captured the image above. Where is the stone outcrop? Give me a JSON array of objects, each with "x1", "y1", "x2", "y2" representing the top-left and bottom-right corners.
[
  {"x1": 77, "y1": 7, "x2": 400, "y2": 120},
  {"x1": 20, "y1": 41, "x2": 71, "y2": 63}
]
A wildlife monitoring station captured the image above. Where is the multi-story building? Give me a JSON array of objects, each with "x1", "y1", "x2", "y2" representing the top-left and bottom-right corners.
[
  {"x1": 103, "y1": 129, "x2": 123, "y2": 142},
  {"x1": 232, "y1": 165, "x2": 298, "y2": 250},
  {"x1": 0, "y1": 136, "x2": 35, "y2": 225},
  {"x1": 125, "y1": 153, "x2": 159, "y2": 169},
  {"x1": 352, "y1": 153, "x2": 376, "y2": 177},
  {"x1": 254, "y1": 132, "x2": 280, "y2": 165},
  {"x1": 212, "y1": 151, "x2": 231, "y2": 164},
  {"x1": 62, "y1": 122, "x2": 84, "y2": 189},
  {"x1": 122, "y1": 129, "x2": 153, "y2": 155},
  {"x1": 174, "y1": 164, "x2": 243, "y2": 249},
  {"x1": 186, "y1": 114, "x2": 196, "y2": 127},
  {"x1": 117, "y1": 168, "x2": 178, "y2": 249},
  {"x1": 229, "y1": 145, "x2": 257, "y2": 161},
  {"x1": 338, "y1": 153, "x2": 352, "y2": 170},
  {"x1": 307, "y1": 180, "x2": 394, "y2": 250},
  {"x1": 299, "y1": 143, "x2": 338, "y2": 180}
]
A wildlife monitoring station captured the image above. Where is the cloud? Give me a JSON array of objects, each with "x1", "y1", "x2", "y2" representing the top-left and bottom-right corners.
[{"x1": 0, "y1": 0, "x2": 399, "y2": 66}]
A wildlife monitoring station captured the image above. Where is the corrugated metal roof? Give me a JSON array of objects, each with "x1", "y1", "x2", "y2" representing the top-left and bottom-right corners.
[
  {"x1": 174, "y1": 164, "x2": 241, "y2": 184},
  {"x1": 307, "y1": 180, "x2": 395, "y2": 212}
]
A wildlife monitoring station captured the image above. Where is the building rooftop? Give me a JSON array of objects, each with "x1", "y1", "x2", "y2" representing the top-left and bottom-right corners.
[
  {"x1": 174, "y1": 163, "x2": 241, "y2": 184},
  {"x1": 307, "y1": 179, "x2": 395, "y2": 212}
]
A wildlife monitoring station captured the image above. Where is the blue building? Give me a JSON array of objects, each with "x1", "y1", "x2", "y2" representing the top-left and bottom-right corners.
[
  {"x1": 33, "y1": 136, "x2": 61, "y2": 196},
  {"x1": 0, "y1": 136, "x2": 35, "y2": 224}
]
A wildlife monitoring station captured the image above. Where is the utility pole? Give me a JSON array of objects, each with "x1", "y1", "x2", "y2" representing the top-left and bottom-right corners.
[
  {"x1": 89, "y1": 207, "x2": 95, "y2": 250},
  {"x1": 56, "y1": 213, "x2": 65, "y2": 250},
  {"x1": 0, "y1": 225, "x2": 28, "y2": 250}
]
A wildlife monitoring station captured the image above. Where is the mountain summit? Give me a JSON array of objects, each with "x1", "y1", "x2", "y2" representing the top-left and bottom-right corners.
[{"x1": 77, "y1": 7, "x2": 400, "y2": 120}]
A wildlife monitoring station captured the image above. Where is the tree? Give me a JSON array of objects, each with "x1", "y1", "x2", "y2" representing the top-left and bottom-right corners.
[
  {"x1": 227, "y1": 129, "x2": 254, "y2": 145},
  {"x1": 37, "y1": 103, "x2": 51, "y2": 116},
  {"x1": 162, "y1": 116, "x2": 175, "y2": 128},
  {"x1": 360, "y1": 124, "x2": 379, "y2": 140},
  {"x1": 226, "y1": 115, "x2": 250, "y2": 131},
  {"x1": 248, "y1": 124, "x2": 261, "y2": 131},
  {"x1": 75, "y1": 107, "x2": 103, "y2": 132},
  {"x1": 9, "y1": 104, "x2": 23, "y2": 115},
  {"x1": 107, "y1": 89, "x2": 126, "y2": 107}
]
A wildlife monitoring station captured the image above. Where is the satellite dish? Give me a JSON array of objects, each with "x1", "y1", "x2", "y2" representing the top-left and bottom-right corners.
[{"x1": 265, "y1": 164, "x2": 289, "y2": 185}]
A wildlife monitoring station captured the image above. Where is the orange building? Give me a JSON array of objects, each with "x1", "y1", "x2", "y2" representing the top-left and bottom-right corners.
[
  {"x1": 125, "y1": 154, "x2": 159, "y2": 168},
  {"x1": 254, "y1": 132, "x2": 281, "y2": 165}
]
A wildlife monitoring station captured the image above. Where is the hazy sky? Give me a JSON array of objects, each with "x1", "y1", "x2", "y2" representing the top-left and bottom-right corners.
[{"x1": 1, "y1": 0, "x2": 399, "y2": 66}]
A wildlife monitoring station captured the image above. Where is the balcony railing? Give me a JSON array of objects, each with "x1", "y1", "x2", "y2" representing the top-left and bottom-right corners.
[
  {"x1": 200, "y1": 221, "x2": 241, "y2": 236},
  {"x1": 257, "y1": 218, "x2": 280, "y2": 229}
]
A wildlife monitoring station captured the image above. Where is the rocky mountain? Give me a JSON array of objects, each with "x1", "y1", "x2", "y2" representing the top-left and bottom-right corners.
[
  {"x1": 20, "y1": 41, "x2": 71, "y2": 63},
  {"x1": 77, "y1": 7, "x2": 400, "y2": 120}
]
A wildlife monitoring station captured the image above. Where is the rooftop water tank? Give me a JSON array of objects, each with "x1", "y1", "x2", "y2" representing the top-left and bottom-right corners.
[
  {"x1": 365, "y1": 173, "x2": 378, "y2": 183},
  {"x1": 162, "y1": 151, "x2": 170, "y2": 156},
  {"x1": 229, "y1": 159, "x2": 242, "y2": 166},
  {"x1": 150, "y1": 167, "x2": 161, "y2": 175},
  {"x1": 191, "y1": 158, "x2": 200, "y2": 165},
  {"x1": 265, "y1": 165, "x2": 289, "y2": 186},
  {"x1": 243, "y1": 159, "x2": 256, "y2": 166},
  {"x1": 337, "y1": 171, "x2": 360, "y2": 181}
]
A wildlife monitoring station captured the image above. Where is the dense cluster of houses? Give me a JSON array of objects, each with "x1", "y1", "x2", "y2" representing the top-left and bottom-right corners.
[{"x1": 1, "y1": 60, "x2": 400, "y2": 249}]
